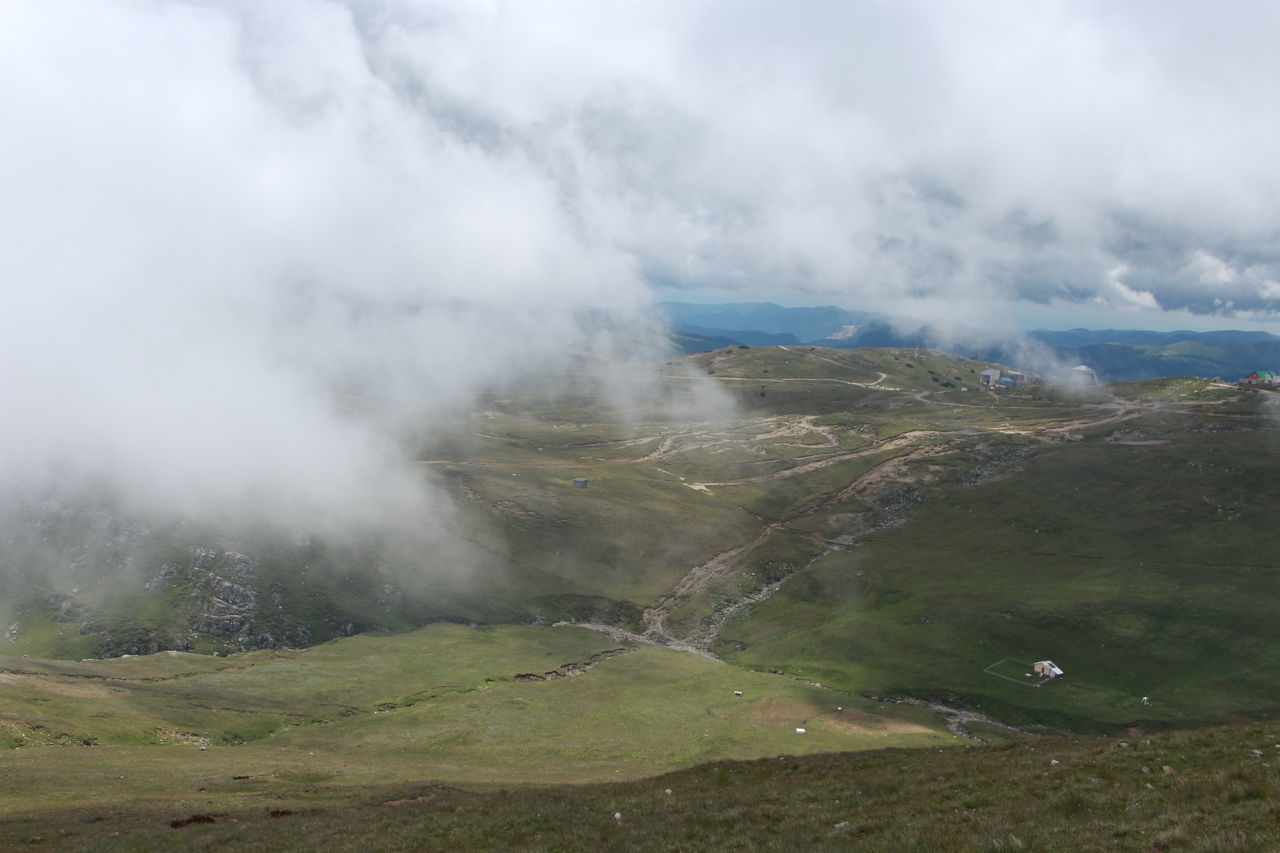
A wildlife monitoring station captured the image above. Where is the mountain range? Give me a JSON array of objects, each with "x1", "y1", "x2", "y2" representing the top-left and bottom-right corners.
[{"x1": 661, "y1": 301, "x2": 1280, "y2": 382}]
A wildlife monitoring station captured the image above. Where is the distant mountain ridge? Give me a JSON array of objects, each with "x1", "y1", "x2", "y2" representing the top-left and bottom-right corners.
[
  {"x1": 660, "y1": 302, "x2": 876, "y2": 343},
  {"x1": 661, "y1": 301, "x2": 1280, "y2": 381},
  {"x1": 1030, "y1": 328, "x2": 1280, "y2": 347},
  {"x1": 676, "y1": 325, "x2": 802, "y2": 347}
]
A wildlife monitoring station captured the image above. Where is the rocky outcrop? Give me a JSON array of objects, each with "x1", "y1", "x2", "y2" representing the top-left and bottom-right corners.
[
  {"x1": 143, "y1": 547, "x2": 308, "y2": 652},
  {"x1": 1, "y1": 496, "x2": 383, "y2": 658},
  {"x1": 47, "y1": 593, "x2": 85, "y2": 623},
  {"x1": 200, "y1": 579, "x2": 258, "y2": 615},
  {"x1": 513, "y1": 647, "x2": 630, "y2": 681},
  {"x1": 148, "y1": 547, "x2": 264, "y2": 642}
]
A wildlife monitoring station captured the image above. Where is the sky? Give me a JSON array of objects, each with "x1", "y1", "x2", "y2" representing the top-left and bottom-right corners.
[{"x1": 3, "y1": 0, "x2": 1280, "y2": 523}]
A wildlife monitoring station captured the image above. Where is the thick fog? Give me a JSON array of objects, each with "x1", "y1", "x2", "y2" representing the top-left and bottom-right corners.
[
  {"x1": 1, "y1": 1, "x2": 687, "y2": 527},
  {"x1": 3, "y1": 0, "x2": 1279, "y2": 527}
]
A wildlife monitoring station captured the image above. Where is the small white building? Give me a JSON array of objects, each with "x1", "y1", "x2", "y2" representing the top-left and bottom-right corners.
[{"x1": 1034, "y1": 660, "x2": 1064, "y2": 678}]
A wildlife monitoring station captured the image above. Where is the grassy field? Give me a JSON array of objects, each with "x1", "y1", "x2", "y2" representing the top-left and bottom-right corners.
[
  {"x1": 0, "y1": 624, "x2": 956, "y2": 848},
  {"x1": 7, "y1": 714, "x2": 1280, "y2": 850}
]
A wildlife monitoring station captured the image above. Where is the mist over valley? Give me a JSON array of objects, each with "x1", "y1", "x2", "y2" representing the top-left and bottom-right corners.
[{"x1": 5, "y1": 1, "x2": 1280, "y2": 848}]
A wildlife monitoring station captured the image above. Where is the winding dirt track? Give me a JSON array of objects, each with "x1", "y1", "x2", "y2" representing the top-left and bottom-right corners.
[
  {"x1": 641, "y1": 527, "x2": 781, "y2": 643},
  {"x1": 635, "y1": 422, "x2": 968, "y2": 651},
  {"x1": 684, "y1": 430, "x2": 942, "y2": 490}
]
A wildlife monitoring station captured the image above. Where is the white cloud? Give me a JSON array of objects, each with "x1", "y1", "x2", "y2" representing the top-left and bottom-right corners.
[
  {"x1": 0, "y1": 0, "x2": 675, "y2": 526},
  {"x1": 3, "y1": 0, "x2": 1280, "y2": 524}
]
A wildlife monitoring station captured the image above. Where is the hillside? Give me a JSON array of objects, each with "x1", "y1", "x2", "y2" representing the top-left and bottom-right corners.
[
  {"x1": 5, "y1": 345, "x2": 1280, "y2": 849},
  {"x1": 6, "y1": 348, "x2": 1278, "y2": 739},
  {"x1": 718, "y1": 407, "x2": 1280, "y2": 732},
  {"x1": 1, "y1": 346, "x2": 1024, "y2": 659}
]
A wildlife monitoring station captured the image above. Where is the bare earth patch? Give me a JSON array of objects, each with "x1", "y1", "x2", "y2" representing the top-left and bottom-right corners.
[
  {"x1": 820, "y1": 710, "x2": 933, "y2": 736},
  {"x1": 750, "y1": 697, "x2": 821, "y2": 726},
  {"x1": 4, "y1": 673, "x2": 119, "y2": 699}
]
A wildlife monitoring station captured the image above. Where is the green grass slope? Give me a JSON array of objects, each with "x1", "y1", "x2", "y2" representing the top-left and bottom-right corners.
[{"x1": 718, "y1": 411, "x2": 1280, "y2": 732}]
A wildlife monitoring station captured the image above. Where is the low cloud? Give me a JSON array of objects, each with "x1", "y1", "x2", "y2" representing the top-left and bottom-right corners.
[
  {"x1": 3, "y1": 0, "x2": 1279, "y2": 532},
  {"x1": 0, "y1": 0, "x2": 682, "y2": 530}
]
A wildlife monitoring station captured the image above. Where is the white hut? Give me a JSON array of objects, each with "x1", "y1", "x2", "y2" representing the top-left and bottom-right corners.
[{"x1": 1033, "y1": 660, "x2": 1064, "y2": 678}]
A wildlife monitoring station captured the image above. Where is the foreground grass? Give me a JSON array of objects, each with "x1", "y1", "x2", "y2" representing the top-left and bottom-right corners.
[{"x1": 8, "y1": 719, "x2": 1280, "y2": 850}]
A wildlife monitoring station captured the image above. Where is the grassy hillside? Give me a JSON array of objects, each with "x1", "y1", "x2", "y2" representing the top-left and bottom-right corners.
[
  {"x1": 686, "y1": 344, "x2": 992, "y2": 392},
  {"x1": 1044, "y1": 337, "x2": 1280, "y2": 382},
  {"x1": 6, "y1": 348, "x2": 1280, "y2": 849},
  {"x1": 2, "y1": 346, "x2": 1025, "y2": 658},
  {"x1": 6, "y1": 708, "x2": 1280, "y2": 849},
  {"x1": 718, "y1": 399, "x2": 1280, "y2": 732},
  {"x1": 6, "y1": 347, "x2": 1279, "y2": 740}
]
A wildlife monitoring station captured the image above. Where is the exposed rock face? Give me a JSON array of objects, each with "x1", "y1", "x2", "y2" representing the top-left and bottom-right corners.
[
  {"x1": 200, "y1": 579, "x2": 258, "y2": 615},
  {"x1": 2, "y1": 499, "x2": 365, "y2": 658},
  {"x1": 146, "y1": 547, "x2": 309, "y2": 652},
  {"x1": 513, "y1": 647, "x2": 630, "y2": 681}
]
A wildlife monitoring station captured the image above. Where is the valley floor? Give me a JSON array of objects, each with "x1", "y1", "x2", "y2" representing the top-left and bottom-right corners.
[
  {"x1": 6, "y1": 710, "x2": 1280, "y2": 850},
  {"x1": 0, "y1": 624, "x2": 952, "y2": 849}
]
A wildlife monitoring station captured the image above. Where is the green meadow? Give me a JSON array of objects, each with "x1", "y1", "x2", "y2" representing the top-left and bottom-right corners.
[{"x1": 1, "y1": 624, "x2": 951, "y2": 849}]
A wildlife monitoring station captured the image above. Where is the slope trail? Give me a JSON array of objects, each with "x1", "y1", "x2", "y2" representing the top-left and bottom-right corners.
[
  {"x1": 641, "y1": 434, "x2": 981, "y2": 652},
  {"x1": 684, "y1": 430, "x2": 941, "y2": 490}
]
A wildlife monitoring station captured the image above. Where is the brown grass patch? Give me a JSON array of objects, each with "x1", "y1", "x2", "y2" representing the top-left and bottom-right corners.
[
  {"x1": 819, "y1": 709, "x2": 932, "y2": 736},
  {"x1": 750, "y1": 697, "x2": 818, "y2": 726},
  {"x1": 169, "y1": 814, "x2": 222, "y2": 828},
  {"x1": 6, "y1": 674, "x2": 118, "y2": 699},
  {"x1": 383, "y1": 796, "x2": 437, "y2": 807}
]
